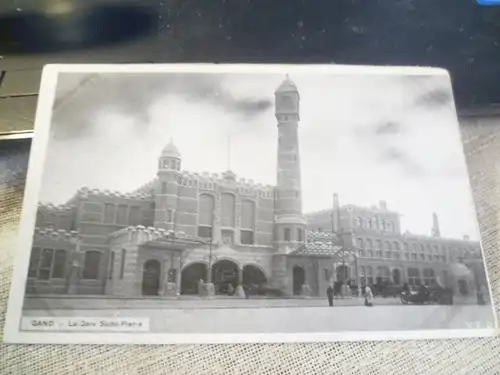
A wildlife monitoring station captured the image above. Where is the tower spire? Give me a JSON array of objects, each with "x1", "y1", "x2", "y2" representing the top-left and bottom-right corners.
[{"x1": 432, "y1": 212, "x2": 440, "y2": 237}]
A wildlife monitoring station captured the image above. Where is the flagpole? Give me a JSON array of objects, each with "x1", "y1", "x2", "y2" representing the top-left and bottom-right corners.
[{"x1": 227, "y1": 132, "x2": 231, "y2": 171}]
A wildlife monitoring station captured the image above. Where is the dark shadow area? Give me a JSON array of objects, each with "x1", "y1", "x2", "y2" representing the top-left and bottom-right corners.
[{"x1": 0, "y1": 4, "x2": 158, "y2": 53}]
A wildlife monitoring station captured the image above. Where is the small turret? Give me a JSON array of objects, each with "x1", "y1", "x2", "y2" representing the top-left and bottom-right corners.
[
  {"x1": 155, "y1": 139, "x2": 181, "y2": 229},
  {"x1": 158, "y1": 139, "x2": 181, "y2": 172}
]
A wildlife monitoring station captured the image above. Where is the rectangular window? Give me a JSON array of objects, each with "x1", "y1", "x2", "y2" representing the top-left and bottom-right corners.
[
  {"x1": 109, "y1": 251, "x2": 115, "y2": 280},
  {"x1": 385, "y1": 251, "x2": 391, "y2": 258},
  {"x1": 420, "y1": 253, "x2": 425, "y2": 260},
  {"x1": 38, "y1": 248, "x2": 54, "y2": 280},
  {"x1": 240, "y1": 230, "x2": 254, "y2": 245},
  {"x1": 167, "y1": 209, "x2": 174, "y2": 223},
  {"x1": 116, "y1": 205, "x2": 128, "y2": 225},
  {"x1": 197, "y1": 226, "x2": 212, "y2": 239},
  {"x1": 411, "y1": 253, "x2": 417, "y2": 260},
  {"x1": 28, "y1": 247, "x2": 41, "y2": 278},
  {"x1": 120, "y1": 249, "x2": 126, "y2": 279},
  {"x1": 104, "y1": 204, "x2": 116, "y2": 224},
  {"x1": 128, "y1": 206, "x2": 141, "y2": 226},
  {"x1": 376, "y1": 240, "x2": 382, "y2": 249},
  {"x1": 51, "y1": 249, "x2": 67, "y2": 279},
  {"x1": 367, "y1": 250, "x2": 373, "y2": 257},
  {"x1": 161, "y1": 182, "x2": 167, "y2": 194},
  {"x1": 408, "y1": 268, "x2": 421, "y2": 286}
]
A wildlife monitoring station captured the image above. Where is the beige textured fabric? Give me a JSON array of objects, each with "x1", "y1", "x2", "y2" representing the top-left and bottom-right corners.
[{"x1": 0, "y1": 118, "x2": 499, "y2": 374}]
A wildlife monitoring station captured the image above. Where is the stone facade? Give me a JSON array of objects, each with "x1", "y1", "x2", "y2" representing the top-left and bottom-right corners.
[
  {"x1": 306, "y1": 200, "x2": 488, "y2": 300},
  {"x1": 25, "y1": 77, "x2": 490, "y2": 302}
]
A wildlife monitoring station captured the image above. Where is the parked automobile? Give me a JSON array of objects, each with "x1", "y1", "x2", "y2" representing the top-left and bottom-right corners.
[{"x1": 400, "y1": 285, "x2": 453, "y2": 305}]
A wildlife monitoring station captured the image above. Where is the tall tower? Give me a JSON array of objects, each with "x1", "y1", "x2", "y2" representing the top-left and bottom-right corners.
[
  {"x1": 274, "y1": 75, "x2": 306, "y2": 251},
  {"x1": 154, "y1": 140, "x2": 181, "y2": 230},
  {"x1": 431, "y1": 212, "x2": 441, "y2": 237}
]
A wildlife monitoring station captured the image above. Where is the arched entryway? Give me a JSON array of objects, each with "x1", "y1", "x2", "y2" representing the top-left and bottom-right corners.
[
  {"x1": 292, "y1": 266, "x2": 305, "y2": 295},
  {"x1": 458, "y1": 279, "x2": 469, "y2": 296},
  {"x1": 181, "y1": 262, "x2": 207, "y2": 295},
  {"x1": 243, "y1": 264, "x2": 267, "y2": 288},
  {"x1": 392, "y1": 269, "x2": 401, "y2": 285},
  {"x1": 142, "y1": 259, "x2": 161, "y2": 296},
  {"x1": 212, "y1": 259, "x2": 239, "y2": 295}
]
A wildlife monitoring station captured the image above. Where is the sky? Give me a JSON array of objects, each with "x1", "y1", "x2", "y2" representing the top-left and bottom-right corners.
[{"x1": 38, "y1": 68, "x2": 479, "y2": 240}]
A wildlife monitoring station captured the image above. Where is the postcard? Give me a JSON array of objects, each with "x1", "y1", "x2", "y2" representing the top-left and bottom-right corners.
[{"x1": 3, "y1": 64, "x2": 497, "y2": 344}]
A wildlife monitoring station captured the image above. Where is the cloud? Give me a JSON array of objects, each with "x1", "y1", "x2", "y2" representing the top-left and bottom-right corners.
[
  {"x1": 380, "y1": 145, "x2": 425, "y2": 176},
  {"x1": 375, "y1": 121, "x2": 400, "y2": 135},
  {"x1": 51, "y1": 72, "x2": 273, "y2": 139}
]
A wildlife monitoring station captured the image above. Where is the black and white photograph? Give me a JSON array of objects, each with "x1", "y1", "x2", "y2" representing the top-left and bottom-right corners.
[{"x1": 3, "y1": 64, "x2": 497, "y2": 344}]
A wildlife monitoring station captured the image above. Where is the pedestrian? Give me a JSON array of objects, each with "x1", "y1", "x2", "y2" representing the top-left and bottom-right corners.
[
  {"x1": 227, "y1": 283, "x2": 234, "y2": 296},
  {"x1": 243, "y1": 284, "x2": 249, "y2": 299},
  {"x1": 364, "y1": 285, "x2": 373, "y2": 307},
  {"x1": 326, "y1": 284, "x2": 334, "y2": 307}
]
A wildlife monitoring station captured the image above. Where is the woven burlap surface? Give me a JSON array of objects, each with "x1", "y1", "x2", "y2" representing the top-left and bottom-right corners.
[{"x1": 0, "y1": 119, "x2": 499, "y2": 375}]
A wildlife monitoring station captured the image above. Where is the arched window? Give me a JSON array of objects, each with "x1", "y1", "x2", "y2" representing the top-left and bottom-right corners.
[
  {"x1": 356, "y1": 238, "x2": 364, "y2": 249},
  {"x1": 83, "y1": 251, "x2": 102, "y2": 280},
  {"x1": 386, "y1": 241, "x2": 392, "y2": 250},
  {"x1": 241, "y1": 200, "x2": 256, "y2": 245},
  {"x1": 221, "y1": 193, "x2": 236, "y2": 227},
  {"x1": 198, "y1": 194, "x2": 215, "y2": 238},
  {"x1": 297, "y1": 228, "x2": 303, "y2": 242},
  {"x1": 284, "y1": 228, "x2": 291, "y2": 241},
  {"x1": 394, "y1": 242, "x2": 400, "y2": 251}
]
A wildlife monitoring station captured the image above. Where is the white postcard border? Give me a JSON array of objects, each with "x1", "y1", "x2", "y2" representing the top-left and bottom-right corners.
[{"x1": 3, "y1": 63, "x2": 499, "y2": 344}]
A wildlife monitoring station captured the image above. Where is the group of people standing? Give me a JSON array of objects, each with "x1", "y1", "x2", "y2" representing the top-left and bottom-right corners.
[{"x1": 326, "y1": 284, "x2": 373, "y2": 307}]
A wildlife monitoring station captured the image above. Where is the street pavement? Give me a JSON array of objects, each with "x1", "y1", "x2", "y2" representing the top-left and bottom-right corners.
[
  {"x1": 24, "y1": 295, "x2": 402, "y2": 310},
  {"x1": 22, "y1": 304, "x2": 496, "y2": 334}
]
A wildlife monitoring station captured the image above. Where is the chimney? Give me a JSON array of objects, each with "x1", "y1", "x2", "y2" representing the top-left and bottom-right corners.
[
  {"x1": 431, "y1": 212, "x2": 441, "y2": 237},
  {"x1": 332, "y1": 193, "x2": 340, "y2": 233},
  {"x1": 463, "y1": 235, "x2": 470, "y2": 241},
  {"x1": 379, "y1": 200, "x2": 387, "y2": 211}
]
